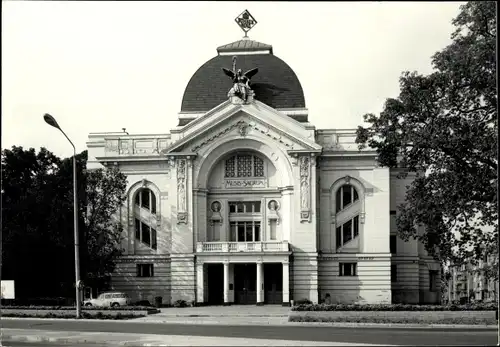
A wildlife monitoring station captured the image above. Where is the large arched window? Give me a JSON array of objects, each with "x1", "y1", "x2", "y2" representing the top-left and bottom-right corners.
[
  {"x1": 335, "y1": 185, "x2": 359, "y2": 212},
  {"x1": 134, "y1": 188, "x2": 157, "y2": 250},
  {"x1": 135, "y1": 188, "x2": 157, "y2": 214},
  {"x1": 224, "y1": 154, "x2": 264, "y2": 178},
  {"x1": 335, "y1": 184, "x2": 360, "y2": 249}
]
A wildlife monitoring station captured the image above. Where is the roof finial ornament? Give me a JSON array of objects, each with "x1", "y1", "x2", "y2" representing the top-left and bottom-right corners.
[{"x1": 235, "y1": 10, "x2": 257, "y2": 39}]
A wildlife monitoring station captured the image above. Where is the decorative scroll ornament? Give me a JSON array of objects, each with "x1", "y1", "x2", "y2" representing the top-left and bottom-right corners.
[
  {"x1": 222, "y1": 56, "x2": 259, "y2": 103},
  {"x1": 176, "y1": 159, "x2": 187, "y2": 224},
  {"x1": 299, "y1": 156, "x2": 311, "y2": 222}
]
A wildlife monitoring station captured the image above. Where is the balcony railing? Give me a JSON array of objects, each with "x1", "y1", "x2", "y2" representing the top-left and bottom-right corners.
[{"x1": 196, "y1": 241, "x2": 289, "y2": 253}]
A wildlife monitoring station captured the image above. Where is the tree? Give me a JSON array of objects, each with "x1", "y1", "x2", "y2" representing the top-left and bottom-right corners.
[
  {"x1": 1, "y1": 146, "x2": 128, "y2": 299},
  {"x1": 355, "y1": 1, "x2": 497, "y2": 278},
  {"x1": 81, "y1": 165, "x2": 128, "y2": 290}
]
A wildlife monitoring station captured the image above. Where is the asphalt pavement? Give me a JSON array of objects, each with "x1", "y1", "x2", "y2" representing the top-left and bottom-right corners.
[{"x1": 2, "y1": 318, "x2": 498, "y2": 346}]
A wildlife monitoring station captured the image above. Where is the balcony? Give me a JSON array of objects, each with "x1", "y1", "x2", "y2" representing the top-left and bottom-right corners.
[{"x1": 196, "y1": 241, "x2": 289, "y2": 253}]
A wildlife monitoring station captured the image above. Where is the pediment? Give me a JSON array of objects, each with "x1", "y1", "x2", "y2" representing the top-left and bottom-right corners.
[{"x1": 164, "y1": 100, "x2": 322, "y2": 155}]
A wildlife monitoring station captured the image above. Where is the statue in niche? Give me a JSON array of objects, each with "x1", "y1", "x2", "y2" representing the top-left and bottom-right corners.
[{"x1": 222, "y1": 56, "x2": 259, "y2": 102}]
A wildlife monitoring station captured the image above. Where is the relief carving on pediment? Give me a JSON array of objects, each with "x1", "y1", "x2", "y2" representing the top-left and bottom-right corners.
[{"x1": 189, "y1": 119, "x2": 299, "y2": 154}]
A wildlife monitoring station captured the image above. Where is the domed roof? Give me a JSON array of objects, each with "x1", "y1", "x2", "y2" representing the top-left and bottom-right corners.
[{"x1": 180, "y1": 39, "x2": 306, "y2": 114}]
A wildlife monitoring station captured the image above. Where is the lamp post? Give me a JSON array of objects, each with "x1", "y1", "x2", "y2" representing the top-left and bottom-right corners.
[{"x1": 44, "y1": 113, "x2": 81, "y2": 319}]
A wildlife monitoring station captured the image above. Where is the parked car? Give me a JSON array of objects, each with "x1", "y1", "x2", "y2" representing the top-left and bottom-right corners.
[{"x1": 83, "y1": 292, "x2": 131, "y2": 307}]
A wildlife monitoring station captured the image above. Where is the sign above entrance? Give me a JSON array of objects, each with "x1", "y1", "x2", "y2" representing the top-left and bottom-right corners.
[
  {"x1": 225, "y1": 178, "x2": 266, "y2": 188},
  {"x1": 235, "y1": 10, "x2": 257, "y2": 37}
]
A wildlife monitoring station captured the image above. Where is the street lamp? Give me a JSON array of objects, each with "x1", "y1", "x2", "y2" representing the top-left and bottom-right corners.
[{"x1": 44, "y1": 113, "x2": 81, "y2": 319}]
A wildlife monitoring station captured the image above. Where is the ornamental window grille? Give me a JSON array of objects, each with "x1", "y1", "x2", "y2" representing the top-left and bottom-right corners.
[{"x1": 225, "y1": 154, "x2": 264, "y2": 178}]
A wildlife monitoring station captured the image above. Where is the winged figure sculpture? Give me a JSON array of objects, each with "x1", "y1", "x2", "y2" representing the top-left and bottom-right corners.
[{"x1": 222, "y1": 57, "x2": 259, "y2": 102}]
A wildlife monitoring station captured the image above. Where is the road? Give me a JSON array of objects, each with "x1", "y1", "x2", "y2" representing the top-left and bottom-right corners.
[
  {"x1": 4, "y1": 343, "x2": 110, "y2": 347},
  {"x1": 1, "y1": 319, "x2": 497, "y2": 346}
]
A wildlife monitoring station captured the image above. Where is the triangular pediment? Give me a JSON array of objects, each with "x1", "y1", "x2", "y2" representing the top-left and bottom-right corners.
[{"x1": 164, "y1": 100, "x2": 322, "y2": 155}]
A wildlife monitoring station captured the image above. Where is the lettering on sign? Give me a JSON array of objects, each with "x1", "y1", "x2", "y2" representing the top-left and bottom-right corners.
[
  {"x1": 225, "y1": 179, "x2": 266, "y2": 188},
  {"x1": 359, "y1": 257, "x2": 374, "y2": 261}
]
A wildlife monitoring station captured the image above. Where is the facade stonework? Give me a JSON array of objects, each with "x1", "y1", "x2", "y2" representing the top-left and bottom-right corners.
[{"x1": 86, "y1": 36, "x2": 440, "y2": 306}]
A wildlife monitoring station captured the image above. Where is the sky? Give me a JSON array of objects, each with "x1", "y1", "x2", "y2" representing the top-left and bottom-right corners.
[{"x1": 2, "y1": 1, "x2": 465, "y2": 158}]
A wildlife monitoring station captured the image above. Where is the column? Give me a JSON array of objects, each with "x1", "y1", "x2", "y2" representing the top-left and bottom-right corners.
[
  {"x1": 282, "y1": 261, "x2": 290, "y2": 306},
  {"x1": 196, "y1": 262, "x2": 204, "y2": 304},
  {"x1": 223, "y1": 261, "x2": 230, "y2": 305},
  {"x1": 256, "y1": 262, "x2": 264, "y2": 305}
]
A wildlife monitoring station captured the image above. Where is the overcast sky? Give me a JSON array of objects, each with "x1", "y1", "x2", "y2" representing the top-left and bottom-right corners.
[{"x1": 2, "y1": 1, "x2": 464, "y2": 158}]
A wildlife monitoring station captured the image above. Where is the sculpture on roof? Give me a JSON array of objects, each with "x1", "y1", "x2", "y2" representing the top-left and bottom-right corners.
[{"x1": 222, "y1": 56, "x2": 259, "y2": 103}]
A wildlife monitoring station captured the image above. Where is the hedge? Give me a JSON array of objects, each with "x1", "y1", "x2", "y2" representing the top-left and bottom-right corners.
[
  {"x1": 1, "y1": 305, "x2": 159, "y2": 313},
  {"x1": 2, "y1": 312, "x2": 144, "y2": 320},
  {"x1": 291, "y1": 303, "x2": 498, "y2": 312}
]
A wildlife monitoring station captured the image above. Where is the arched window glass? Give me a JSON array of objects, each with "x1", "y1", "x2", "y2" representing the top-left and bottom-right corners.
[
  {"x1": 135, "y1": 188, "x2": 156, "y2": 214},
  {"x1": 336, "y1": 184, "x2": 359, "y2": 213},
  {"x1": 224, "y1": 155, "x2": 265, "y2": 178}
]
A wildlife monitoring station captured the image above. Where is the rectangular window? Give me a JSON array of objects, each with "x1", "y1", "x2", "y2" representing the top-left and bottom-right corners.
[
  {"x1": 151, "y1": 227, "x2": 157, "y2": 250},
  {"x1": 238, "y1": 224, "x2": 245, "y2": 241},
  {"x1": 254, "y1": 223, "x2": 260, "y2": 241},
  {"x1": 137, "y1": 264, "x2": 154, "y2": 277},
  {"x1": 390, "y1": 235, "x2": 397, "y2": 254},
  {"x1": 230, "y1": 223, "x2": 237, "y2": 241},
  {"x1": 342, "y1": 187, "x2": 352, "y2": 207},
  {"x1": 336, "y1": 227, "x2": 342, "y2": 248},
  {"x1": 343, "y1": 219, "x2": 353, "y2": 243},
  {"x1": 230, "y1": 221, "x2": 261, "y2": 242},
  {"x1": 429, "y1": 270, "x2": 438, "y2": 292},
  {"x1": 339, "y1": 263, "x2": 357, "y2": 276},
  {"x1": 135, "y1": 219, "x2": 141, "y2": 240},
  {"x1": 229, "y1": 201, "x2": 262, "y2": 214},
  {"x1": 142, "y1": 222, "x2": 151, "y2": 246},
  {"x1": 391, "y1": 264, "x2": 397, "y2": 282},
  {"x1": 141, "y1": 190, "x2": 150, "y2": 210},
  {"x1": 353, "y1": 216, "x2": 359, "y2": 237},
  {"x1": 269, "y1": 220, "x2": 277, "y2": 240}
]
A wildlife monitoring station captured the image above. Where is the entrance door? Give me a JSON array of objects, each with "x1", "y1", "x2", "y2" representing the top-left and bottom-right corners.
[
  {"x1": 207, "y1": 264, "x2": 224, "y2": 305},
  {"x1": 234, "y1": 263, "x2": 257, "y2": 304},
  {"x1": 264, "y1": 263, "x2": 283, "y2": 304}
]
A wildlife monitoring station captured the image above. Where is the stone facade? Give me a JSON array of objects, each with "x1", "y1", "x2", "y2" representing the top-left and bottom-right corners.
[{"x1": 86, "y1": 37, "x2": 441, "y2": 306}]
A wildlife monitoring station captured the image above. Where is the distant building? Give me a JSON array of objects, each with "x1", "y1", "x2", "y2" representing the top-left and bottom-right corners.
[
  {"x1": 86, "y1": 13, "x2": 440, "y2": 306},
  {"x1": 446, "y1": 258, "x2": 498, "y2": 304}
]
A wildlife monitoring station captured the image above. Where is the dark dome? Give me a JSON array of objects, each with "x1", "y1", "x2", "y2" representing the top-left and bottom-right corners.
[{"x1": 180, "y1": 39, "x2": 306, "y2": 113}]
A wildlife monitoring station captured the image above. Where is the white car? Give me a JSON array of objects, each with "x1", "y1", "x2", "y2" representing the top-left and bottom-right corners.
[{"x1": 83, "y1": 292, "x2": 131, "y2": 307}]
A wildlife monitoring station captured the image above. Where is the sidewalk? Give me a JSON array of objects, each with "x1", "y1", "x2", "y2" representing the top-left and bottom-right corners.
[{"x1": 2, "y1": 328, "x2": 391, "y2": 346}]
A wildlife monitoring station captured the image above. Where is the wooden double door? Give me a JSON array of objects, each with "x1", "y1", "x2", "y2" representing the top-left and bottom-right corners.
[{"x1": 234, "y1": 263, "x2": 283, "y2": 305}]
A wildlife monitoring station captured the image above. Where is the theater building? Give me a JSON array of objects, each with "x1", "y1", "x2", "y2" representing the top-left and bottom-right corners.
[{"x1": 87, "y1": 14, "x2": 440, "y2": 306}]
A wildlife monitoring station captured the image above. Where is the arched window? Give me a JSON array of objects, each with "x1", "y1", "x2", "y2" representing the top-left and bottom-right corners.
[
  {"x1": 335, "y1": 184, "x2": 359, "y2": 213},
  {"x1": 133, "y1": 187, "x2": 158, "y2": 250},
  {"x1": 224, "y1": 154, "x2": 264, "y2": 178},
  {"x1": 335, "y1": 184, "x2": 360, "y2": 249},
  {"x1": 135, "y1": 188, "x2": 157, "y2": 214}
]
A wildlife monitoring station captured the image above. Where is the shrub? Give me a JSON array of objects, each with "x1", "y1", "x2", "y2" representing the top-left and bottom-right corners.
[
  {"x1": 173, "y1": 299, "x2": 188, "y2": 308},
  {"x1": 293, "y1": 298, "x2": 313, "y2": 306},
  {"x1": 291, "y1": 303, "x2": 498, "y2": 312}
]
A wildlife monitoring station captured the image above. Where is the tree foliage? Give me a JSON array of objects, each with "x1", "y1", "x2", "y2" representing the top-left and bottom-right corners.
[
  {"x1": 1, "y1": 146, "x2": 127, "y2": 298},
  {"x1": 356, "y1": 2, "x2": 497, "y2": 277}
]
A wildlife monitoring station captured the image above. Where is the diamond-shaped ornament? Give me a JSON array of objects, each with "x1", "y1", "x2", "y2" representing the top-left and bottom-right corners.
[{"x1": 235, "y1": 10, "x2": 257, "y2": 37}]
